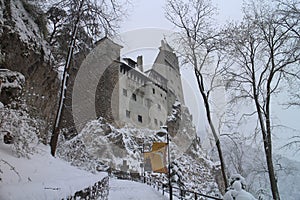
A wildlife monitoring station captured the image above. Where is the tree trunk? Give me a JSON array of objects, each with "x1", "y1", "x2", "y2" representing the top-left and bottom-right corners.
[
  {"x1": 264, "y1": 138, "x2": 280, "y2": 200},
  {"x1": 195, "y1": 69, "x2": 228, "y2": 191},
  {"x1": 50, "y1": 0, "x2": 85, "y2": 156},
  {"x1": 265, "y1": 71, "x2": 280, "y2": 199},
  {"x1": 254, "y1": 94, "x2": 280, "y2": 200}
]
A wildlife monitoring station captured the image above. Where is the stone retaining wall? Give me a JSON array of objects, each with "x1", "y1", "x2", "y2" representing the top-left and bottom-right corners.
[{"x1": 64, "y1": 176, "x2": 109, "y2": 200}]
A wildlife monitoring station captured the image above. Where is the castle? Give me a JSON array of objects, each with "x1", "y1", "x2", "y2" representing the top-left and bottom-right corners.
[{"x1": 63, "y1": 37, "x2": 185, "y2": 135}]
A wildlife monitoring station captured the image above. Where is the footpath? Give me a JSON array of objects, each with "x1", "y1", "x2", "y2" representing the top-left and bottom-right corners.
[{"x1": 108, "y1": 178, "x2": 170, "y2": 200}]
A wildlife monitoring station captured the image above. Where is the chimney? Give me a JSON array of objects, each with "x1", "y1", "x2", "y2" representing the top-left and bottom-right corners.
[{"x1": 137, "y1": 55, "x2": 143, "y2": 72}]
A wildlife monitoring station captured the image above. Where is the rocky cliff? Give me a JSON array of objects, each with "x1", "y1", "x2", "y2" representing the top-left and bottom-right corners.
[{"x1": 0, "y1": 0, "x2": 60, "y2": 142}]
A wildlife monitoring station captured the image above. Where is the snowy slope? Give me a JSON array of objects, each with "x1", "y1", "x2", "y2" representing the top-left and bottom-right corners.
[{"x1": 0, "y1": 143, "x2": 106, "y2": 200}]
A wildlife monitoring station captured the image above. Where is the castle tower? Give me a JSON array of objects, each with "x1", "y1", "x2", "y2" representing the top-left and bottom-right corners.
[{"x1": 150, "y1": 39, "x2": 185, "y2": 112}]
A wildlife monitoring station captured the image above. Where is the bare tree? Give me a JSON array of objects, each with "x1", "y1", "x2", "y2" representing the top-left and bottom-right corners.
[
  {"x1": 49, "y1": 0, "x2": 128, "y2": 156},
  {"x1": 221, "y1": 0, "x2": 300, "y2": 199},
  {"x1": 165, "y1": 0, "x2": 229, "y2": 191},
  {"x1": 45, "y1": 0, "x2": 127, "y2": 63},
  {"x1": 276, "y1": 0, "x2": 300, "y2": 106},
  {"x1": 276, "y1": 0, "x2": 300, "y2": 38},
  {"x1": 281, "y1": 135, "x2": 300, "y2": 153}
]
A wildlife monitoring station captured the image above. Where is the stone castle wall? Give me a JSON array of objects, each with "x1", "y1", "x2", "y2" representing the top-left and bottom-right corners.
[{"x1": 61, "y1": 38, "x2": 186, "y2": 136}]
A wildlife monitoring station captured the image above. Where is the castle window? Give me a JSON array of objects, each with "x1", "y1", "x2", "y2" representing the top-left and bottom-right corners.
[
  {"x1": 126, "y1": 110, "x2": 130, "y2": 118},
  {"x1": 158, "y1": 104, "x2": 161, "y2": 110},
  {"x1": 160, "y1": 121, "x2": 163, "y2": 126},
  {"x1": 154, "y1": 118, "x2": 158, "y2": 125},
  {"x1": 123, "y1": 89, "x2": 127, "y2": 96},
  {"x1": 152, "y1": 88, "x2": 155, "y2": 94},
  {"x1": 132, "y1": 93, "x2": 137, "y2": 101},
  {"x1": 138, "y1": 115, "x2": 143, "y2": 123}
]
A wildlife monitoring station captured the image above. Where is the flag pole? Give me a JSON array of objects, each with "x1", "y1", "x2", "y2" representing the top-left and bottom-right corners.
[
  {"x1": 156, "y1": 126, "x2": 172, "y2": 200},
  {"x1": 167, "y1": 133, "x2": 172, "y2": 200}
]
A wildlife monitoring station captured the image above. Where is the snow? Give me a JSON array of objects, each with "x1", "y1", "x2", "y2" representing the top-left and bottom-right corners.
[
  {"x1": 0, "y1": 143, "x2": 107, "y2": 200},
  {"x1": 223, "y1": 139, "x2": 300, "y2": 199},
  {"x1": 56, "y1": 116, "x2": 221, "y2": 197},
  {"x1": 224, "y1": 181, "x2": 257, "y2": 200},
  {"x1": 108, "y1": 179, "x2": 168, "y2": 200},
  {"x1": 173, "y1": 100, "x2": 181, "y2": 107}
]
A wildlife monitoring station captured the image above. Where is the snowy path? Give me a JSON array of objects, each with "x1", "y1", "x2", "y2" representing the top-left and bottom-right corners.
[{"x1": 108, "y1": 179, "x2": 168, "y2": 200}]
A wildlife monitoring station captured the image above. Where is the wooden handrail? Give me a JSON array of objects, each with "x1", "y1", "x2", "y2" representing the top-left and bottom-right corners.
[{"x1": 142, "y1": 175, "x2": 222, "y2": 200}]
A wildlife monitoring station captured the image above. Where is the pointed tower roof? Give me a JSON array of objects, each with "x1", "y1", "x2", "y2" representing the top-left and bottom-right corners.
[{"x1": 159, "y1": 39, "x2": 174, "y2": 53}]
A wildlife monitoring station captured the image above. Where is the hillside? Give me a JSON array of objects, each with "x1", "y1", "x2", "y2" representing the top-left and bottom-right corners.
[
  {"x1": 0, "y1": 141, "x2": 107, "y2": 200},
  {"x1": 56, "y1": 108, "x2": 221, "y2": 196}
]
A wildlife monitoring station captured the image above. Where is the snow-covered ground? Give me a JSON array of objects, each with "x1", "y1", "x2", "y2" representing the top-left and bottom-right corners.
[
  {"x1": 0, "y1": 140, "x2": 186, "y2": 200},
  {"x1": 0, "y1": 143, "x2": 107, "y2": 200},
  {"x1": 108, "y1": 179, "x2": 169, "y2": 200}
]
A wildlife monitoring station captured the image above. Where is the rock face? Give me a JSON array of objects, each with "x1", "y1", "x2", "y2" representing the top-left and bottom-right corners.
[
  {"x1": 0, "y1": 0, "x2": 60, "y2": 142},
  {"x1": 167, "y1": 101, "x2": 197, "y2": 154}
]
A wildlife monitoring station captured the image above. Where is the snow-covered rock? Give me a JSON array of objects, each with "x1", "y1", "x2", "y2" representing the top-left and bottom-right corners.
[
  {"x1": 57, "y1": 117, "x2": 221, "y2": 197},
  {"x1": 0, "y1": 69, "x2": 25, "y2": 105}
]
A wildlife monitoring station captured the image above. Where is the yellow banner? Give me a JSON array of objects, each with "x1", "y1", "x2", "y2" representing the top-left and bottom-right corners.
[
  {"x1": 143, "y1": 142, "x2": 168, "y2": 174},
  {"x1": 152, "y1": 142, "x2": 167, "y2": 151}
]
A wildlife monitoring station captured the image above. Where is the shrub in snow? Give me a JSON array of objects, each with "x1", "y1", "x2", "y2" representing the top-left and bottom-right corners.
[
  {"x1": 57, "y1": 132, "x2": 108, "y2": 173},
  {"x1": 0, "y1": 69, "x2": 42, "y2": 158},
  {"x1": 0, "y1": 106, "x2": 39, "y2": 158}
]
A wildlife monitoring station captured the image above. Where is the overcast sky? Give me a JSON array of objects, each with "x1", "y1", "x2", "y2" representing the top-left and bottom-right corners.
[
  {"x1": 118, "y1": 0, "x2": 300, "y2": 162},
  {"x1": 120, "y1": 0, "x2": 243, "y2": 31}
]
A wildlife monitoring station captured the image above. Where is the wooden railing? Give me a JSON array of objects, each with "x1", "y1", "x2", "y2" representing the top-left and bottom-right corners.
[{"x1": 144, "y1": 176, "x2": 222, "y2": 200}]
